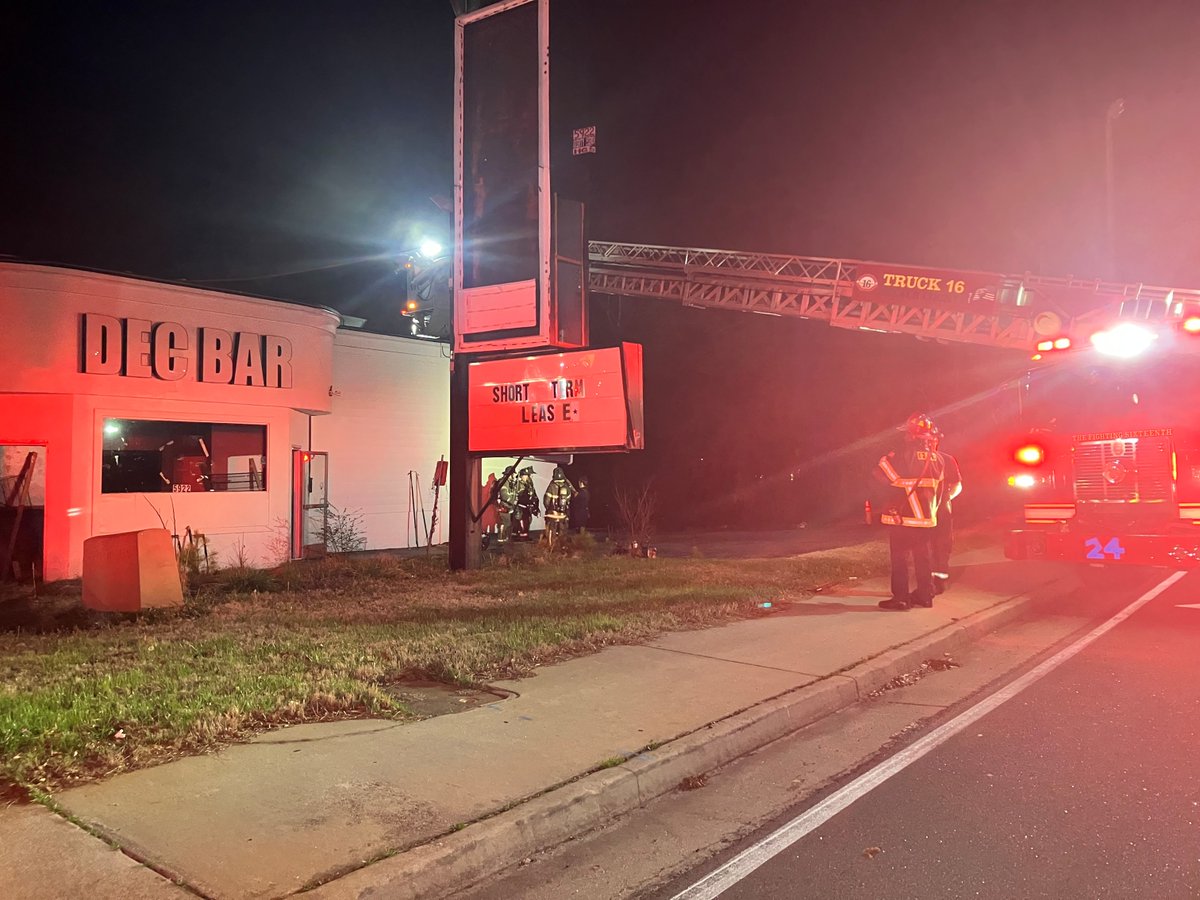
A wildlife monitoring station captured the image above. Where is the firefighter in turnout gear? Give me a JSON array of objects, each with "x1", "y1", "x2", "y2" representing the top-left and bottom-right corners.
[
  {"x1": 514, "y1": 466, "x2": 540, "y2": 540},
  {"x1": 496, "y1": 466, "x2": 519, "y2": 543},
  {"x1": 875, "y1": 413, "x2": 945, "y2": 610},
  {"x1": 930, "y1": 426, "x2": 963, "y2": 592},
  {"x1": 542, "y1": 467, "x2": 577, "y2": 539}
]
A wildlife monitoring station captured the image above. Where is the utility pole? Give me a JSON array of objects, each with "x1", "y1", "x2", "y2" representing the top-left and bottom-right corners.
[{"x1": 1105, "y1": 98, "x2": 1124, "y2": 281}]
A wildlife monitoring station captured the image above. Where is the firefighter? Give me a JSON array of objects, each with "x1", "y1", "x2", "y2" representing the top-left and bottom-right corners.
[
  {"x1": 515, "y1": 466, "x2": 540, "y2": 540},
  {"x1": 496, "y1": 466, "x2": 519, "y2": 542},
  {"x1": 930, "y1": 426, "x2": 963, "y2": 592},
  {"x1": 570, "y1": 477, "x2": 591, "y2": 532},
  {"x1": 875, "y1": 412, "x2": 945, "y2": 610},
  {"x1": 542, "y1": 467, "x2": 577, "y2": 539}
]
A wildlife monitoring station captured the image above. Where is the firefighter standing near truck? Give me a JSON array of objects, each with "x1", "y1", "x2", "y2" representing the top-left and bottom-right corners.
[
  {"x1": 930, "y1": 427, "x2": 963, "y2": 592},
  {"x1": 875, "y1": 413, "x2": 945, "y2": 610},
  {"x1": 497, "y1": 466, "x2": 519, "y2": 542},
  {"x1": 542, "y1": 467, "x2": 577, "y2": 539}
]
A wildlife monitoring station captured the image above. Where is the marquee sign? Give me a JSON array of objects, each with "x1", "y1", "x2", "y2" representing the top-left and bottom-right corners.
[
  {"x1": 853, "y1": 264, "x2": 1003, "y2": 306},
  {"x1": 468, "y1": 343, "x2": 644, "y2": 454},
  {"x1": 453, "y1": 0, "x2": 587, "y2": 353}
]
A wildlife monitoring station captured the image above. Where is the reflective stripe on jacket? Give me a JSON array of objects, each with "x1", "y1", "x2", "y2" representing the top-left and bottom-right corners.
[{"x1": 876, "y1": 446, "x2": 944, "y2": 528}]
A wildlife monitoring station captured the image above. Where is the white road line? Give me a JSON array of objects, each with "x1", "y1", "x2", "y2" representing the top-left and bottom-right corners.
[{"x1": 670, "y1": 569, "x2": 1189, "y2": 900}]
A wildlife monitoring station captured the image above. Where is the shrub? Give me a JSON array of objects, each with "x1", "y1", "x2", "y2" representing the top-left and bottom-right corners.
[
  {"x1": 322, "y1": 506, "x2": 368, "y2": 554},
  {"x1": 219, "y1": 567, "x2": 281, "y2": 594},
  {"x1": 613, "y1": 481, "x2": 658, "y2": 548}
]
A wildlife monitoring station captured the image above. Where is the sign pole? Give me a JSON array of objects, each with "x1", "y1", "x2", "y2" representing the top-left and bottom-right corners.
[{"x1": 449, "y1": 353, "x2": 482, "y2": 570}]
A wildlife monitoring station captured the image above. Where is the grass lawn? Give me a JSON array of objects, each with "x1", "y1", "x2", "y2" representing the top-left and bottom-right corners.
[{"x1": 0, "y1": 539, "x2": 886, "y2": 794}]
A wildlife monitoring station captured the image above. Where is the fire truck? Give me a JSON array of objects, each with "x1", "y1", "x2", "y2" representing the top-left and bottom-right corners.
[
  {"x1": 1003, "y1": 310, "x2": 1200, "y2": 566},
  {"x1": 583, "y1": 241, "x2": 1200, "y2": 566}
]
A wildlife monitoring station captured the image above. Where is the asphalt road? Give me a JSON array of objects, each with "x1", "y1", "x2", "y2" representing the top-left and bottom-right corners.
[{"x1": 661, "y1": 566, "x2": 1200, "y2": 900}]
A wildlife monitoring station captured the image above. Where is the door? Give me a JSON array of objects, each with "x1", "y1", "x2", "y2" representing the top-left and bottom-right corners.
[
  {"x1": 292, "y1": 450, "x2": 328, "y2": 560},
  {"x1": 0, "y1": 445, "x2": 46, "y2": 583}
]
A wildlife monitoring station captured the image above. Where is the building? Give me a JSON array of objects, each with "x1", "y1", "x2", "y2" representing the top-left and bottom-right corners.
[{"x1": 0, "y1": 262, "x2": 461, "y2": 581}]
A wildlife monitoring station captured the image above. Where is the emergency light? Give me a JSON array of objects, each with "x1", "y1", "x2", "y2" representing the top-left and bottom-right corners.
[
  {"x1": 1183, "y1": 316, "x2": 1200, "y2": 334},
  {"x1": 1035, "y1": 337, "x2": 1072, "y2": 353},
  {"x1": 1090, "y1": 322, "x2": 1156, "y2": 358},
  {"x1": 1015, "y1": 443, "x2": 1045, "y2": 466}
]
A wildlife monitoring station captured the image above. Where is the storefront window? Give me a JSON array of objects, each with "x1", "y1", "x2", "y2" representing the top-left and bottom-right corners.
[{"x1": 101, "y1": 419, "x2": 267, "y2": 493}]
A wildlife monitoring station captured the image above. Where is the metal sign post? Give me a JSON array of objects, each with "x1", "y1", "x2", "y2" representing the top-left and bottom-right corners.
[{"x1": 449, "y1": 357, "x2": 482, "y2": 570}]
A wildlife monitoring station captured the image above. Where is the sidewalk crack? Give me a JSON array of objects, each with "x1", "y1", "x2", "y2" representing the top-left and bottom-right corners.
[
  {"x1": 642, "y1": 644, "x2": 823, "y2": 678},
  {"x1": 882, "y1": 699, "x2": 949, "y2": 709}
]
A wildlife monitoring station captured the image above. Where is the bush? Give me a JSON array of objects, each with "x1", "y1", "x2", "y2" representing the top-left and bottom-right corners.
[
  {"x1": 613, "y1": 481, "x2": 657, "y2": 548},
  {"x1": 218, "y1": 567, "x2": 281, "y2": 594},
  {"x1": 322, "y1": 506, "x2": 368, "y2": 554}
]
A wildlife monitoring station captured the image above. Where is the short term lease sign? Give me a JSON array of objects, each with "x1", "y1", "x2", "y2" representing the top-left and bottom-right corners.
[{"x1": 468, "y1": 343, "x2": 644, "y2": 454}]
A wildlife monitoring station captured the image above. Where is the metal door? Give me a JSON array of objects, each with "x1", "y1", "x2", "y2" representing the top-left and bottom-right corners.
[{"x1": 292, "y1": 450, "x2": 328, "y2": 560}]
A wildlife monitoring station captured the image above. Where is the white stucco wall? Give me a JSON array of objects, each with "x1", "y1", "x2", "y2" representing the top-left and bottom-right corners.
[{"x1": 312, "y1": 332, "x2": 451, "y2": 550}]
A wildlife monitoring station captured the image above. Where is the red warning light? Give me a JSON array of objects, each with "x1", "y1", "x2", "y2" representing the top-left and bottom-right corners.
[
  {"x1": 1183, "y1": 316, "x2": 1200, "y2": 334},
  {"x1": 1015, "y1": 443, "x2": 1045, "y2": 466},
  {"x1": 1053, "y1": 337, "x2": 1071, "y2": 350}
]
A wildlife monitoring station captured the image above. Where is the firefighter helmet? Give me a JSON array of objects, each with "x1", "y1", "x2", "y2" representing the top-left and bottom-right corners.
[{"x1": 901, "y1": 412, "x2": 938, "y2": 441}]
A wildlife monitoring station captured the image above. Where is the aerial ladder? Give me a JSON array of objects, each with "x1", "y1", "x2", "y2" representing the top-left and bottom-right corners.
[{"x1": 586, "y1": 241, "x2": 1200, "y2": 350}]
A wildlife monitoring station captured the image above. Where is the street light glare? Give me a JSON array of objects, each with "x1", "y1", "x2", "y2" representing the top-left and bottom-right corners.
[{"x1": 418, "y1": 238, "x2": 443, "y2": 259}]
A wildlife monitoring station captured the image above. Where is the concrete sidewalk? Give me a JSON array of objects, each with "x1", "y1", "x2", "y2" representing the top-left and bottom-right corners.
[{"x1": 11, "y1": 550, "x2": 1072, "y2": 900}]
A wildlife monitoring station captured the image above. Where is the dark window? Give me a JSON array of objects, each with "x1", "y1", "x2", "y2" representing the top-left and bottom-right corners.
[{"x1": 101, "y1": 419, "x2": 266, "y2": 494}]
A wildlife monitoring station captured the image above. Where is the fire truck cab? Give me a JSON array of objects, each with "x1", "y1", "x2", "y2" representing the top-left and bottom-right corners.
[{"x1": 1005, "y1": 314, "x2": 1200, "y2": 566}]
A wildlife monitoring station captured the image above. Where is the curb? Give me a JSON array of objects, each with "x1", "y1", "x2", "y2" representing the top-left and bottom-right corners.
[{"x1": 308, "y1": 576, "x2": 1069, "y2": 900}]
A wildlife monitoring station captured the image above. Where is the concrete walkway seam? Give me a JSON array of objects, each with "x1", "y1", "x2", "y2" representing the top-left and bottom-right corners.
[{"x1": 307, "y1": 584, "x2": 1056, "y2": 900}]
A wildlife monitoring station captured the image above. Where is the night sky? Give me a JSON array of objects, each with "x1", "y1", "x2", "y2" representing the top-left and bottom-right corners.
[{"x1": 6, "y1": 1, "x2": 1200, "y2": 529}]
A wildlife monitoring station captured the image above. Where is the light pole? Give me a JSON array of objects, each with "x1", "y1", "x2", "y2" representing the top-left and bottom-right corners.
[{"x1": 1105, "y1": 98, "x2": 1125, "y2": 281}]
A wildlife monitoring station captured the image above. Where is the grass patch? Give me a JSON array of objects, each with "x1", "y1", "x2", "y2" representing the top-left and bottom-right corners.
[{"x1": 0, "y1": 542, "x2": 886, "y2": 793}]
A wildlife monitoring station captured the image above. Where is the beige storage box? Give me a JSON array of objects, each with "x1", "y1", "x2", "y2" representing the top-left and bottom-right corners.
[{"x1": 82, "y1": 528, "x2": 184, "y2": 611}]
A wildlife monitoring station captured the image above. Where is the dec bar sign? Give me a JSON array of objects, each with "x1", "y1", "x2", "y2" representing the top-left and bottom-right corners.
[
  {"x1": 81, "y1": 314, "x2": 294, "y2": 388},
  {"x1": 469, "y1": 343, "x2": 644, "y2": 454}
]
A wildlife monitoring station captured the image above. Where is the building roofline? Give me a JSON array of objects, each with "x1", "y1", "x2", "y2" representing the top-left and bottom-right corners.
[{"x1": 0, "y1": 258, "x2": 343, "y2": 326}]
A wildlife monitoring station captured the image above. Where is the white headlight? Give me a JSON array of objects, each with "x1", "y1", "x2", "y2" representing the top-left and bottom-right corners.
[{"x1": 1090, "y1": 322, "x2": 1156, "y2": 358}]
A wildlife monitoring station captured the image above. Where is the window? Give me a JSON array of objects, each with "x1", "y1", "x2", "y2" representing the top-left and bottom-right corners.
[{"x1": 101, "y1": 419, "x2": 266, "y2": 494}]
